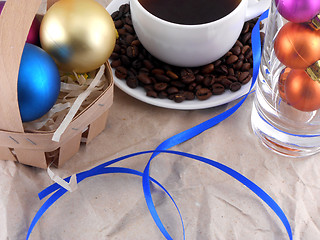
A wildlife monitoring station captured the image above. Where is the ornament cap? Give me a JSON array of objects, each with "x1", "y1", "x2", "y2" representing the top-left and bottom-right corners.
[
  {"x1": 306, "y1": 60, "x2": 320, "y2": 82},
  {"x1": 311, "y1": 14, "x2": 320, "y2": 30}
]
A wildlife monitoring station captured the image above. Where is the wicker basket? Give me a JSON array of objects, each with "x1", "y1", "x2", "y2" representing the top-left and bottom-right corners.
[{"x1": 0, "y1": 0, "x2": 114, "y2": 168}]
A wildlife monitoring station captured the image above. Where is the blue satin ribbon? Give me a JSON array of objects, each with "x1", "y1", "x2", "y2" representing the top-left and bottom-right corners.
[
  {"x1": 26, "y1": 9, "x2": 293, "y2": 240},
  {"x1": 141, "y1": 9, "x2": 282, "y2": 240}
]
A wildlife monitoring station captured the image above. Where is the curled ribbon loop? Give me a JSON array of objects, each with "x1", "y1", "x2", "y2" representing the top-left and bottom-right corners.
[
  {"x1": 141, "y1": 9, "x2": 285, "y2": 240},
  {"x1": 26, "y1": 9, "x2": 292, "y2": 240}
]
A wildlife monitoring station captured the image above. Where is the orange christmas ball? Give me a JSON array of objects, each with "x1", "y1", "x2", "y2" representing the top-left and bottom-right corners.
[
  {"x1": 285, "y1": 69, "x2": 320, "y2": 112},
  {"x1": 274, "y1": 22, "x2": 320, "y2": 69},
  {"x1": 278, "y1": 67, "x2": 291, "y2": 102}
]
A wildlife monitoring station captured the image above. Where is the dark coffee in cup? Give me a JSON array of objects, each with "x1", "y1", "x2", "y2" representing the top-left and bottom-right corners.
[{"x1": 138, "y1": 0, "x2": 242, "y2": 25}]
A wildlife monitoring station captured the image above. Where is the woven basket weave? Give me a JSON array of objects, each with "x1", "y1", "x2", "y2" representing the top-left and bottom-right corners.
[{"x1": 0, "y1": 0, "x2": 114, "y2": 168}]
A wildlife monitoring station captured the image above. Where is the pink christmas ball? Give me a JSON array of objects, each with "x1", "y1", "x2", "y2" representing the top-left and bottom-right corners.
[
  {"x1": 0, "y1": 1, "x2": 40, "y2": 45},
  {"x1": 275, "y1": 0, "x2": 320, "y2": 23}
]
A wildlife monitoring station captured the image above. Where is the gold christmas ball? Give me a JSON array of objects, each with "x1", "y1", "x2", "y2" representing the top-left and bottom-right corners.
[{"x1": 40, "y1": 0, "x2": 116, "y2": 73}]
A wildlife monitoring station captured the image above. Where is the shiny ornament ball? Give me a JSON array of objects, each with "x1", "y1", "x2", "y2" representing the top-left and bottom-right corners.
[
  {"x1": 278, "y1": 67, "x2": 291, "y2": 102},
  {"x1": 284, "y1": 69, "x2": 320, "y2": 112},
  {"x1": 18, "y1": 43, "x2": 61, "y2": 122},
  {"x1": 40, "y1": 0, "x2": 116, "y2": 73},
  {"x1": 0, "y1": 1, "x2": 41, "y2": 45},
  {"x1": 275, "y1": 0, "x2": 320, "y2": 23},
  {"x1": 274, "y1": 22, "x2": 320, "y2": 69}
]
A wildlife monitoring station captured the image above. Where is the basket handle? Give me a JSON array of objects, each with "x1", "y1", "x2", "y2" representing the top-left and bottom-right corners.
[
  {"x1": 47, "y1": 0, "x2": 60, "y2": 9},
  {"x1": 0, "y1": 0, "x2": 42, "y2": 132}
]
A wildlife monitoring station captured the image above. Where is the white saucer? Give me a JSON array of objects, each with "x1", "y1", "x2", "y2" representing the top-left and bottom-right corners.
[{"x1": 106, "y1": 0, "x2": 253, "y2": 110}]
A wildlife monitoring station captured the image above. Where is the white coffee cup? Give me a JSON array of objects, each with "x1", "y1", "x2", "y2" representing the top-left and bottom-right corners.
[{"x1": 130, "y1": 0, "x2": 270, "y2": 67}]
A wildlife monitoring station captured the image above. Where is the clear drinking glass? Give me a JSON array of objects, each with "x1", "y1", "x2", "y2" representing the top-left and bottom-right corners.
[{"x1": 251, "y1": 0, "x2": 320, "y2": 157}]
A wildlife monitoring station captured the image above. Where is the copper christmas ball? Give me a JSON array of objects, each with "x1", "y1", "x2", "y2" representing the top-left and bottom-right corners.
[
  {"x1": 274, "y1": 22, "x2": 320, "y2": 69},
  {"x1": 284, "y1": 69, "x2": 320, "y2": 112},
  {"x1": 278, "y1": 67, "x2": 291, "y2": 102},
  {"x1": 40, "y1": 0, "x2": 116, "y2": 73}
]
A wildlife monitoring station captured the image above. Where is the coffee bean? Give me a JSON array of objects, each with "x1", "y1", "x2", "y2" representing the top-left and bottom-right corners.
[
  {"x1": 201, "y1": 64, "x2": 214, "y2": 74},
  {"x1": 128, "y1": 68, "x2": 137, "y2": 76},
  {"x1": 242, "y1": 32, "x2": 251, "y2": 44},
  {"x1": 111, "y1": 59, "x2": 121, "y2": 68},
  {"x1": 167, "y1": 87, "x2": 179, "y2": 95},
  {"x1": 235, "y1": 40, "x2": 243, "y2": 48},
  {"x1": 173, "y1": 93, "x2": 185, "y2": 103},
  {"x1": 242, "y1": 45, "x2": 251, "y2": 55},
  {"x1": 126, "y1": 76, "x2": 139, "y2": 88},
  {"x1": 234, "y1": 61, "x2": 243, "y2": 70},
  {"x1": 126, "y1": 45, "x2": 139, "y2": 58},
  {"x1": 230, "y1": 82, "x2": 242, "y2": 92},
  {"x1": 196, "y1": 88, "x2": 212, "y2": 100},
  {"x1": 171, "y1": 81, "x2": 185, "y2": 88},
  {"x1": 221, "y1": 78, "x2": 233, "y2": 89},
  {"x1": 158, "y1": 91, "x2": 168, "y2": 99},
  {"x1": 131, "y1": 39, "x2": 141, "y2": 46},
  {"x1": 226, "y1": 55, "x2": 238, "y2": 64},
  {"x1": 242, "y1": 22, "x2": 250, "y2": 34},
  {"x1": 188, "y1": 82, "x2": 197, "y2": 91},
  {"x1": 111, "y1": 11, "x2": 119, "y2": 20},
  {"x1": 114, "y1": 20, "x2": 123, "y2": 29},
  {"x1": 168, "y1": 94, "x2": 175, "y2": 100},
  {"x1": 215, "y1": 75, "x2": 227, "y2": 83},
  {"x1": 181, "y1": 69, "x2": 195, "y2": 84},
  {"x1": 125, "y1": 16, "x2": 132, "y2": 26},
  {"x1": 212, "y1": 83, "x2": 225, "y2": 95},
  {"x1": 213, "y1": 59, "x2": 222, "y2": 67},
  {"x1": 132, "y1": 59, "x2": 142, "y2": 69},
  {"x1": 138, "y1": 74, "x2": 152, "y2": 84},
  {"x1": 139, "y1": 68, "x2": 149, "y2": 75},
  {"x1": 219, "y1": 65, "x2": 228, "y2": 75},
  {"x1": 238, "y1": 54, "x2": 245, "y2": 61},
  {"x1": 143, "y1": 59, "x2": 154, "y2": 70},
  {"x1": 120, "y1": 55, "x2": 131, "y2": 67},
  {"x1": 227, "y1": 75, "x2": 238, "y2": 82},
  {"x1": 147, "y1": 90, "x2": 158, "y2": 98},
  {"x1": 245, "y1": 49, "x2": 253, "y2": 59},
  {"x1": 115, "y1": 66, "x2": 127, "y2": 79},
  {"x1": 260, "y1": 32, "x2": 265, "y2": 43},
  {"x1": 154, "y1": 82, "x2": 168, "y2": 91},
  {"x1": 203, "y1": 75, "x2": 215, "y2": 87},
  {"x1": 231, "y1": 45, "x2": 241, "y2": 56},
  {"x1": 195, "y1": 74, "x2": 204, "y2": 84},
  {"x1": 224, "y1": 51, "x2": 232, "y2": 58},
  {"x1": 184, "y1": 91, "x2": 195, "y2": 100},
  {"x1": 166, "y1": 70, "x2": 179, "y2": 80},
  {"x1": 242, "y1": 63, "x2": 251, "y2": 71},
  {"x1": 119, "y1": 3, "x2": 129, "y2": 15},
  {"x1": 110, "y1": 52, "x2": 119, "y2": 60},
  {"x1": 125, "y1": 34, "x2": 136, "y2": 45},
  {"x1": 239, "y1": 72, "x2": 250, "y2": 82},
  {"x1": 113, "y1": 44, "x2": 121, "y2": 53},
  {"x1": 242, "y1": 75, "x2": 252, "y2": 84},
  {"x1": 117, "y1": 28, "x2": 127, "y2": 36},
  {"x1": 124, "y1": 24, "x2": 134, "y2": 33},
  {"x1": 152, "y1": 68, "x2": 165, "y2": 75},
  {"x1": 155, "y1": 74, "x2": 170, "y2": 82},
  {"x1": 110, "y1": 5, "x2": 261, "y2": 103},
  {"x1": 228, "y1": 68, "x2": 235, "y2": 76},
  {"x1": 144, "y1": 85, "x2": 153, "y2": 92}
]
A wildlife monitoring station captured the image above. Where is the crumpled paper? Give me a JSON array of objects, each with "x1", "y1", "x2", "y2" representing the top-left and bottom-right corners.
[
  {"x1": 0, "y1": 0, "x2": 319, "y2": 239},
  {"x1": 1, "y1": 88, "x2": 320, "y2": 239}
]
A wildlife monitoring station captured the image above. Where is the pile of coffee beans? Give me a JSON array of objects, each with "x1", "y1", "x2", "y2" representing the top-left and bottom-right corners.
[{"x1": 110, "y1": 4, "x2": 264, "y2": 103}]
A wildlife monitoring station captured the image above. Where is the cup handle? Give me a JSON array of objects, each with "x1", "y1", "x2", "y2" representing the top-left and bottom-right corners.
[{"x1": 245, "y1": 0, "x2": 270, "y2": 21}]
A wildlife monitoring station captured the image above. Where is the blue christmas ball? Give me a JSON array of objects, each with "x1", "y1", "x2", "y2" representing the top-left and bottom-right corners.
[{"x1": 18, "y1": 43, "x2": 61, "y2": 122}]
